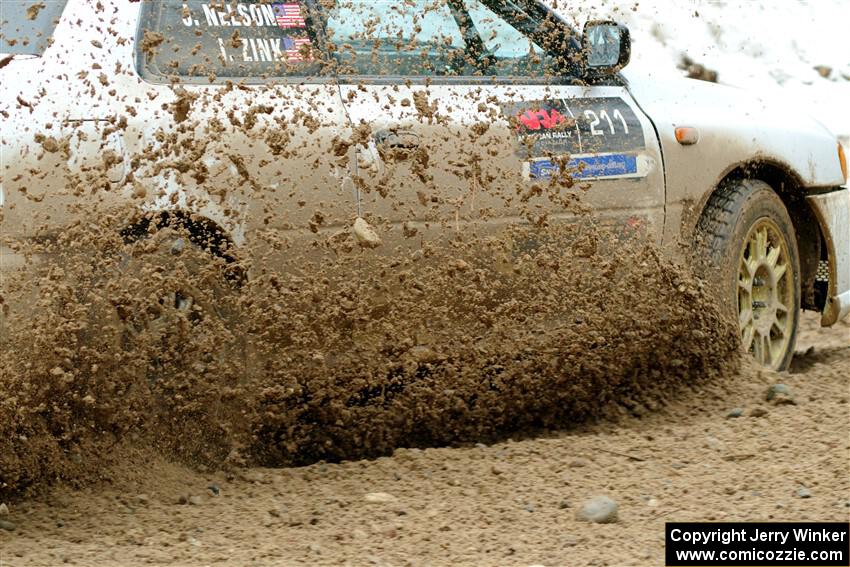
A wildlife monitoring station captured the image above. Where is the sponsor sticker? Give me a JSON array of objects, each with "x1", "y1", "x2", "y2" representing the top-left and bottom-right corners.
[
  {"x1": 505, "y1": 100, "x2": 580, "y2": 158},
  {"x1": 528, "y1": 153, "x2": 637, "y2": 180},
  {"x1": 525, "y1": 153, "x2": 645, "y2": 181},
  {"x1": 502, "y1": 97, "x2": 647, "y2": 179}
]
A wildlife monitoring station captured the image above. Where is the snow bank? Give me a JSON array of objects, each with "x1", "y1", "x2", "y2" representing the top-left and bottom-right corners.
[{"x1": 553, "y1": 0, "x2": 850, "y2": 146}]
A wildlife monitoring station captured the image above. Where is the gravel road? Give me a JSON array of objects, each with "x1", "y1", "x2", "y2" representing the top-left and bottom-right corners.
[{"x1": 1, "y1": 314, "x2": 846, "y2": 567}]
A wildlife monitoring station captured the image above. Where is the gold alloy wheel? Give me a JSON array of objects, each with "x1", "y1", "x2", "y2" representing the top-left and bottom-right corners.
[{"x1": 737, "y1": 218, "x2": 794, "y2": 369}]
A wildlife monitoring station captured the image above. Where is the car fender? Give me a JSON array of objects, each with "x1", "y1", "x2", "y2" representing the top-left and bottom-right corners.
[
  {"x1": 622, "y1": 71, "x2": 844, "y2": 195},
  {"x1": 623, "y1": 70, "x2": 848, "y2": 323}
]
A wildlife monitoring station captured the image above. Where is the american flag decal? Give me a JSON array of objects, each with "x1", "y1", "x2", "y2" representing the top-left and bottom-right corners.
[
  {"x1": 282, "y1": 37, "x2": 312, "y2": 62},
  {"x1": 273, "y1": 3, "x2": 306, "y2": 29}
]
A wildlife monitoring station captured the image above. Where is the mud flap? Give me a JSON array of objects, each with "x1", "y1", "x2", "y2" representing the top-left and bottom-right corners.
[{"x1": 806, "y1": 188, "x2": 850, "y2": 325}]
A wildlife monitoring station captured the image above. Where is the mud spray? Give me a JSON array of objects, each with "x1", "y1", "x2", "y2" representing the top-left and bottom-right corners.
[{"x1": 0, "y1": 210, "x2": 739, "y2": 498}]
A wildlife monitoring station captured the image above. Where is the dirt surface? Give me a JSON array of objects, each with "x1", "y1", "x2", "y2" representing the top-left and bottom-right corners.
[{"x1": 1, "y1": 313, "x2": 846, "y2": 567}]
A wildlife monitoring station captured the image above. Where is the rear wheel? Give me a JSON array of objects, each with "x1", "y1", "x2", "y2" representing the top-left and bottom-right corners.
[
  {"x1": 696, "y1": 179, "x2": 800, "y2": 371},
  {"x1": 107, "y1": 226, "x2": 244, "y2": 378}
]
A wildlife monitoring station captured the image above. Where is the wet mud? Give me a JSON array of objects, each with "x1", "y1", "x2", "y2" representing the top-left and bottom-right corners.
[{"x1": 0, "y1": 214, "x2": 738, "y2": 498}]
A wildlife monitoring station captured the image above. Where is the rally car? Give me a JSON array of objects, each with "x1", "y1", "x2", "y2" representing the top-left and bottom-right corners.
[{"x1": 1, "y1": 0, "x2": 847, "y2": 370}]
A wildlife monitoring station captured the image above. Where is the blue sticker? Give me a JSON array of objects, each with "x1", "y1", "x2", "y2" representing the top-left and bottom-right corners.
[{"x1": 529, "y1": 153, "x2": 638, "y2": 180}]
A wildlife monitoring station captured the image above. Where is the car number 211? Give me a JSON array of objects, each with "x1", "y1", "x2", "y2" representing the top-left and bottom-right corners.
[{"x1": 584, "y1": 108, "x2": 630, "y2": 136}]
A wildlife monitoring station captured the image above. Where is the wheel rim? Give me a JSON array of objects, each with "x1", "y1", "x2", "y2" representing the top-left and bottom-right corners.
[{"x1": 737, "y1": 218, "x2": 794, "y2": 369}]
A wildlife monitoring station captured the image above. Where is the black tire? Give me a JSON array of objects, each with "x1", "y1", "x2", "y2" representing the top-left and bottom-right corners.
[
  {"x1": 696, "y1": 179, "x2": 801, "y2": 371},
  {"x1": 105, "y1": 227, "x2": 245, "y2": 379}
]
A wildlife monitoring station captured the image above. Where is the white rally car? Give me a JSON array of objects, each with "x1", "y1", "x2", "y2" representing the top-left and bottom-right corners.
[{"x1": 1, "y1": 0, "x2": 847, "y2": 370}]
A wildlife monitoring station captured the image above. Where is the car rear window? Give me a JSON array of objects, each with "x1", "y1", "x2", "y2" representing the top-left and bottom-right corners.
[{"x1": 136, "y1": 0, "x2": 323, "y2": 81}]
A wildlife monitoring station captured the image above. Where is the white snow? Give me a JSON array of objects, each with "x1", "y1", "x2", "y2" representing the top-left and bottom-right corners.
[{"x1": 552, "y1": 0, "x2": 850, "y2": 147}]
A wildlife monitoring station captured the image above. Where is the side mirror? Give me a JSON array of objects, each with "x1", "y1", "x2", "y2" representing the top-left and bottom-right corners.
[{"x1": 583, "y1": 21, "x2": 630, "y2": 75}]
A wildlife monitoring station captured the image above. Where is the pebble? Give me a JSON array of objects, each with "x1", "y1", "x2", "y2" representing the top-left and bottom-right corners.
[
  {"x1": 491, "y1": 463, "x2": 507, "y2": 475},
  {"x1": 0, "y1": 520, "x2": 16, "y2": 532},
  {"x1": 814, "y1": 65, "x2": 832, "y2": 78},
  {"x1": 558, "y1": 499, "x2": 571, "y2": 509},
  {"x1": 136, "y1": 494, "x2": 150, "y2": 506},
  {"x1": 726, "y1": 407, "x2": 744, "y2": 418},
  {"x1": 568, "y1": 458, "x2": 589, "y2": 468},
  {"x1": 750, "y1": 406, "x2": 769, "y2": 418},
  {"x1": 766, "y1": 384, "x2": 796, "y2": 405},
  {"x1": 353, "y1": 217, "x2": 382, "y2": 248},
  {"x1": 409, "y1": 346, "x2": 439, "y2": 364},
  {"x1": 796, "y1": 487, "x2": 812, "y2": 499},
  {"x1": 0, "y1": 503, "x2": 8, "y2": 516},
  {"x1": 188, "y1": 495, "x2": 203, "y2": 506},
  {"x1": 364, "y1": 492, "x2": 397, "y2": 504},
  {"x1": 240, "y1": 471, "x2": 270, "y2": 484},
  {"x1": 575, "y1": 496, "x2": 619, "y2": 524},
  {"x1": 207, "y1": 484, "x2": 220, "y2": 496}
]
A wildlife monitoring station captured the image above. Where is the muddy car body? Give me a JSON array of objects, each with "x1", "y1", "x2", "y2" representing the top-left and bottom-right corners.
[{"x1": 1, "y1": 0, "x2": 848, "y2": 370}]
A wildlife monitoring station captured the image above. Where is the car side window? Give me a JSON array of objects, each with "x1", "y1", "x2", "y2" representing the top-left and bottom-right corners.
[
  {"x1": 322, "y1": 0, "x2": 566, "y2": 80},
  {"x1": 0, "y1": 0, "x2": 69, "y2": 56},
  {"x1": 463, "y1": 0, "x2": 558, "y2": 79},
  {"x1": 324, "y1": 0, "x2": 475, "y2": 77}
]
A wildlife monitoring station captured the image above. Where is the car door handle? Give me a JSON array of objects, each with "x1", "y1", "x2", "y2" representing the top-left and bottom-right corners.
[{"x1": 373, "y1": 129, "x2": 420, "y2": 151}]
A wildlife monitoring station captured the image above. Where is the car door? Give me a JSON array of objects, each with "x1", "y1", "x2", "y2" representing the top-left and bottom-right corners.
[
  {"x1": 459, "y1": 0, "x2": 666, "y2": 244},
  {"x1": 320, "y1": 0, "x2": 526, "y2": 257},
  {"x1": 129, "y1": 0, "x2": 355, "y2": 269},
  {"x1": 319, "y1": 0, "x2": 664, "y2": 256},
  {"x1": 2, "y1": 0, "x2": 356, "y2": 273}
]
